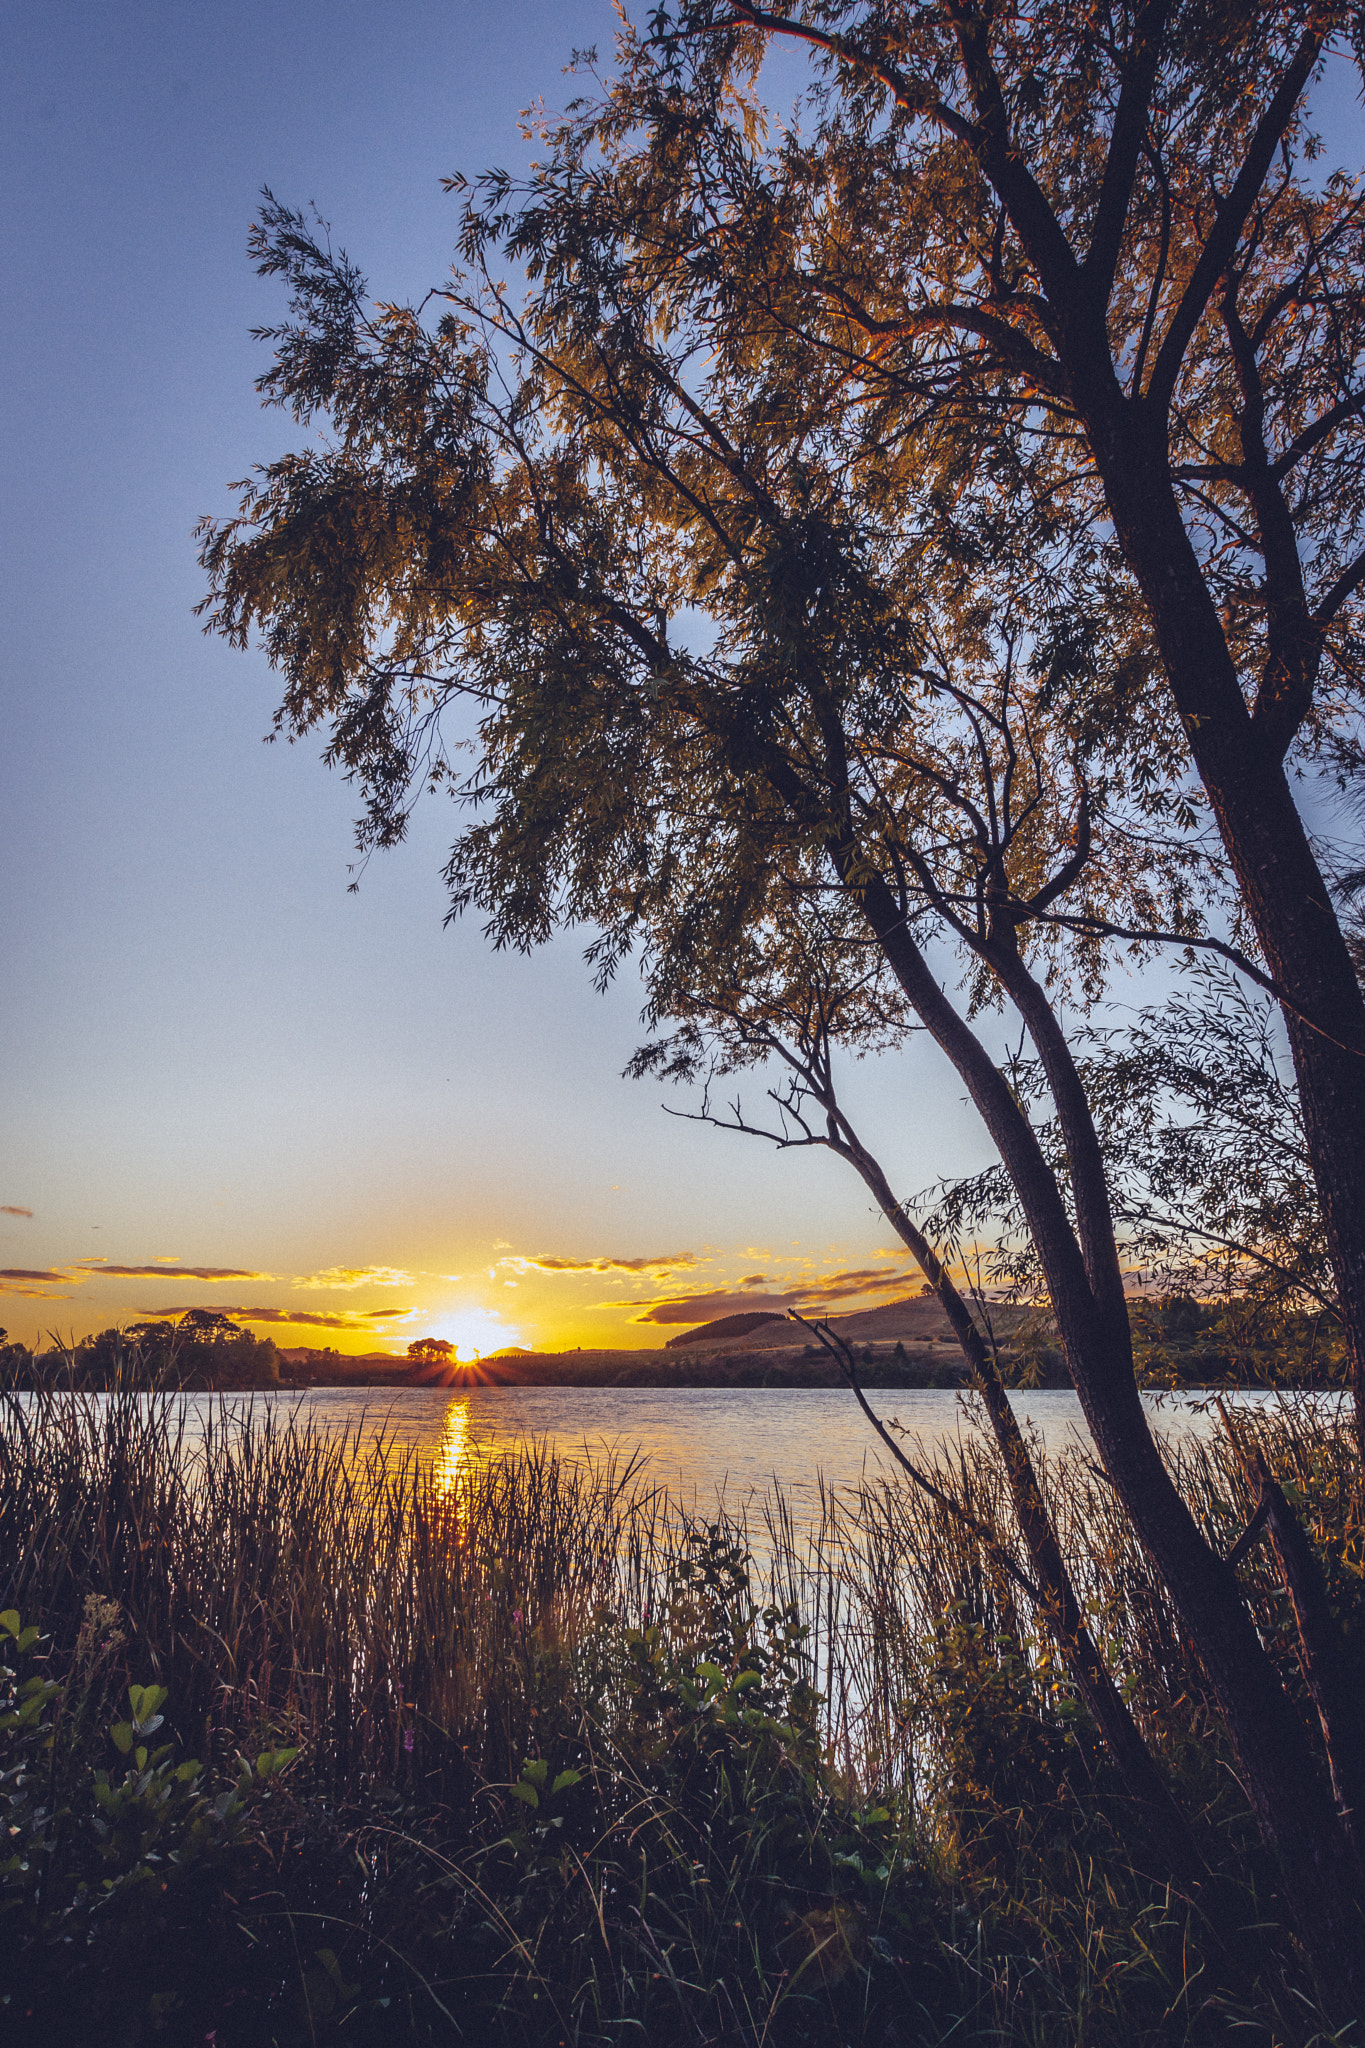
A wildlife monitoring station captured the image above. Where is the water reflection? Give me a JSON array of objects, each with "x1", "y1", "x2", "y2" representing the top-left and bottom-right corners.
[
  {"x1": 280, "y1": 1384, "x2": 1269, "y2": 1515},
  {"x1": 38, "y1": 1386, "x2": 1328, "y2": 1527},
  {"x1": 433, "y1": 1397, "x2": 474, "y2": 1498}
]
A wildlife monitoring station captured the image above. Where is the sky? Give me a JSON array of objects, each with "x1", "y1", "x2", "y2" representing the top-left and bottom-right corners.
[{"x1": 3, "y1": 7, "x2": 1362, "y2": 1358}]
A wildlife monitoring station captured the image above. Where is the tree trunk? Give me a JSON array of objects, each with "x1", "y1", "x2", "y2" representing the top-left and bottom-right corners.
[
  {"x1": 833, "y1": 1133, "x2": 1206, "y2": 1889},
  {"x1": 839, "y1": 860, "x2": 1365, "y2": 2017},
  {"x1": 1080, "y1": 393, "x2": 1365, "y2": 1472}
]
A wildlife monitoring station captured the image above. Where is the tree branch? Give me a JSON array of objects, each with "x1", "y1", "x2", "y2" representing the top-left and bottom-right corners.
[
  {"x1": 1085, "y1": 0, "x2": 1171, "y2": 305},
  {"x1": 1314, "y1": 542, "x2": 1365, "y2": 628},
  {"x1": 692, "y1": 2, "x2": 975, "y2": 138},
  {"x1": 1146, "y1": 24, "x2": 1326, "y2": 414}
]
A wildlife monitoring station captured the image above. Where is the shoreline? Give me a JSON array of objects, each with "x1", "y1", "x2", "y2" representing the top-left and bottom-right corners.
[
  {"x1": 276, "y1": 1341, "x2": 973, "y2": 1393},
  {"x1": 268, "y1": 1344, "x2": 1340, "y2": 1395}
]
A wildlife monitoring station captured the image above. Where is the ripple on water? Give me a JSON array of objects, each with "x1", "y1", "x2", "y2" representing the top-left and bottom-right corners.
[{"x1": 125, "y1": 1382, "x2": 1324, "y2": 1514}]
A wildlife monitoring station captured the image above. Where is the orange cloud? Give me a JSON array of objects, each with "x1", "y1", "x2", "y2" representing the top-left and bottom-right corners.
[
  {"x1": 1, "y1": 1206, "x2": 34, "y2": 1218},
  {"x1": 78, "y1": 1263, "x2": 273, "y2": 1281},
  {"x1": 141, "y1": 1304, "x2": 416, "y2": 1330},
  {"x1": 0, "y1": 1269, "x2": 69, "y2": 1299},
  {"x1": 503, "y1": 1251, "x2": 698, "y2": 1276},
  {"x1": 295, "y1": 1266, "x2": 414, "y2": 1290},
  {"x1": 628, "y1": 1265, "x2": 909, "y2": 1326}
]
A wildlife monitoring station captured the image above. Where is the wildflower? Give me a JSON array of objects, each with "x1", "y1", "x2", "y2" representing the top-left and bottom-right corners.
[{"x1": 403, "y1": 1729, "x2": 414, "y2": 1753}]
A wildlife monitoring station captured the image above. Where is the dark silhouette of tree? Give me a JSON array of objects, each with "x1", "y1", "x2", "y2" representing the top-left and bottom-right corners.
[
  {"x1": 0, "y1": 1328, "x2": 33, "y2": 1390},
  {"x1": 173, "y1": 1309, "x2": 243, "y2": 1346}
]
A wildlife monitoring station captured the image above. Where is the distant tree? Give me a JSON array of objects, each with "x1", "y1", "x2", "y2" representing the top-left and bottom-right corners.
[
  {"x1": 174, "y1": 1309, "x2": 243, "y2": 1346},
  {"x1": 124, "y1": 1320, "x2": 178, "y2": 1352},
  {"x1": 77, "y1": 1315, "x2": 283, "y2": 1391},
  {"x1": 407, "y1": 1338, "x2": 455, "y2": 1364},
  {"x1": 0, "y1": 1328, "x2": 34, "y2": 1390}
]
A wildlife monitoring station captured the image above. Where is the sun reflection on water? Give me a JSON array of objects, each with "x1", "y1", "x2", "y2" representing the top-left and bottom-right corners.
[{"x1": 432, "y1": 1397, "x2": 477, "y2": 1499}]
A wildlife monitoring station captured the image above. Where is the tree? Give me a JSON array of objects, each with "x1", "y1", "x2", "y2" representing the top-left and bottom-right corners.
[
  {"x1": 408, "y1": 1337, "x2": 455, "y2": 1364},
  {"x1": 928, "y1": 960, "x2": 1338, "y2": 1326},
  {"x1": 198, "y1": 30, "x2": 1365, "y2": 2001},
  {"x1": 173, "y1": 1309, "x2": 243, "y2": 1346},
  {"x1": 650, "y1": 0, "x2": 1365, "y2": 1454},
  {"x1": 0, "y1": 1328, "x2": 34, "y2": 1391},
  {"x1": 632, "y1": 899, "x2": 1204, "y2": 1883}
]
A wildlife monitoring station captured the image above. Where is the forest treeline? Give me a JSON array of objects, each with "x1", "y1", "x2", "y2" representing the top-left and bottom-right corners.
[{"x1": 0, "y1": 1312, "x2": 282, "y2": 1393}]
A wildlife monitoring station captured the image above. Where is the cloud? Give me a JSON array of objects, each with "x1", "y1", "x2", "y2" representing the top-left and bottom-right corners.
[
  {"x1": 1, "y1": 1206, "x2": 34, "y2": 1218},
  {"x1": 628, "y1": 1265, "x2": 909, "y2": 1326},
  {"x1": 76, "y1": 1264, "x2": 274, "y2": 1281},
  {"x1": 805, "y1": 1266, "x2": 913, "y2": 1299},
  {"x1": 236, "y1": 1307, "x2": 414, "y2": 1330},
  {"x1": 1, "y1": 1269, "x2": 69, "y2": 1284},
  {"x1": 503, "y1": 1251, "x2": 698, "y2": 1277},
  {"x1": 140, "y1": 1305, "x2": 417, "y2": 1330},
  {"x1": 295, "y1": 1266, "x2": 415, "y2": 1290},
  {"x1": 627, "y1": 1292, "x2": 790, "y2": 1326}
]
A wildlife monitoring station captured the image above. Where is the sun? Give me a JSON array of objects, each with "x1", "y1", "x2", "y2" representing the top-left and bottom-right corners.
[{"x1": 428, "y1": 1308, "x2": 523, "y2": 1363}]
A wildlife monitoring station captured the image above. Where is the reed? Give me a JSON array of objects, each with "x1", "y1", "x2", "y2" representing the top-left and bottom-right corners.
[{"x1": 0, "y1": 1385, "x2": 1357, "y2": 2044}]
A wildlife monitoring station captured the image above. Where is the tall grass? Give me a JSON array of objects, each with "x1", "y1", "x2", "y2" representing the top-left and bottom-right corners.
[
  {"x1": 0, "y1": 1391, "x2": 674, "y2": 1806},
  {"x1": 1, "y1": 1385, "x2": 1358, "y2": 2044}
]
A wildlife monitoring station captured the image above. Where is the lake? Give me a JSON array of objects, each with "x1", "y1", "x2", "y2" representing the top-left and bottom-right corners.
[{"x1": 184, "y1": 1382, "x2": 1298, "y2": 1511}]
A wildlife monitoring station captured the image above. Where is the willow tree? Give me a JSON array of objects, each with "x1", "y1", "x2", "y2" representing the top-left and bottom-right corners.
[
  {"x1": 656, "y1": 0, "x2": 1365, "y2": 1448},
  {"x1": 199, "y1": 20, "x2": 1365, "y2": 2004}
]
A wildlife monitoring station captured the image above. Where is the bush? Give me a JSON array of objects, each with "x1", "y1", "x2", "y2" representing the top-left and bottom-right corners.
[{"x1": 1, "y1": 1601, "x2": 297, "y2": 2037}]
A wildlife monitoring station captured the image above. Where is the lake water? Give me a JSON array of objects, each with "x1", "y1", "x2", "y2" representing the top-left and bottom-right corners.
[{"x1": 189, "y1": 1383, "x2": 1296, "y2": 1511}]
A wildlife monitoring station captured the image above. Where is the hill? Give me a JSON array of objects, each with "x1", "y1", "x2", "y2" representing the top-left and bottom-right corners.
[
  {"x1": 667, "y1": 1293, "x2": 1027, "y2": 1352},
  {"x1": 665, "y1": 1311, "x2": 787, "y2": 1348}
]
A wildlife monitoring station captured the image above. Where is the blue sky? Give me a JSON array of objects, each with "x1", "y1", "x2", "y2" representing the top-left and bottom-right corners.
[{"x1": 2, "y1": 6, "x2": 1361, "y2": 1354}]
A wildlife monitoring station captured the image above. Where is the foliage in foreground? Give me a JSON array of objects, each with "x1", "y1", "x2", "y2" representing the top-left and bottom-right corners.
[{"x1": 0, "y1": 1387, "x2": 1360, "y2": 2045}]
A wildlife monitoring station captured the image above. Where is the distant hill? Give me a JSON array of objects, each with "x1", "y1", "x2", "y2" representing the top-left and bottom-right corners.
[
  {"x1": 666, "y1": 1311, "x2": 787, "y2": 1349},
  {"x1": 279, "y1": 1347, "x2": 401, "y2": 1364},
  {"x1": 668, "y1": 1293, "x2": 1029, "y2": 1352}
]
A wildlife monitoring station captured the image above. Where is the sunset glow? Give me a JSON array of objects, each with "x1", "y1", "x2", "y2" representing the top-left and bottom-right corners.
[
  {"x1": 426, "y1": 1310, "x2": 525, "y2": 1363},
  {"x1": 0, "y1": 1239, "x2": 933, "y2": 1356}
]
